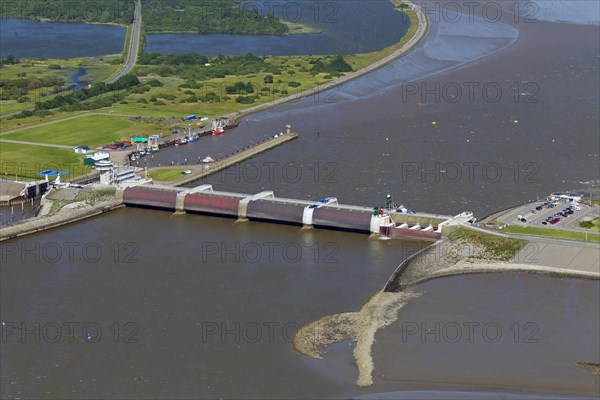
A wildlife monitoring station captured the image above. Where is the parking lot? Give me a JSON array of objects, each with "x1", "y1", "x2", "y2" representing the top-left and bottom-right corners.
[{"x1": 497, "y1": 199, "x2": 592, "y2": 230}]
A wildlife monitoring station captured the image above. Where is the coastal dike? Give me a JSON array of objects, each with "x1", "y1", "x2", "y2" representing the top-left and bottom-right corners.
[
  {"x1": 227, "y1": 1, "x2": 429, "y2": 121},
  {"x1": 383, "y1": 227, "x2": 600, "y2": 292},
  {"x1": 0, "y1": 200, "x2": 122, "y2": 242}
]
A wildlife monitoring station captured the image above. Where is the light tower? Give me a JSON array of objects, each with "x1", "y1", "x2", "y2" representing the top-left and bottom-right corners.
[{"x1": 96, "y1": 160, "x2": 115, "y2": 186}]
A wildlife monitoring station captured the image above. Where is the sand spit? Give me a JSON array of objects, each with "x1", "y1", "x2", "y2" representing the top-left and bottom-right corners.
[
  {"x1": 294, "y1": 232, "x2": 599, "y2": 388},
  {"x1": 293, "y1": 290, "x2": 421, "y2": 387},
  {"x1": 576, "y1": 362, "x2": 600, "y2": 375}
]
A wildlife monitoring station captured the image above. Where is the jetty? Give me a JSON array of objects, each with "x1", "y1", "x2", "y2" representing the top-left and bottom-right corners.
[{"x1": 149, "y1": 131, "x2": 298, "y2": 186}]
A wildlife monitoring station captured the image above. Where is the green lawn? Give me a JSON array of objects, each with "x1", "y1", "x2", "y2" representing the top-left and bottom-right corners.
[
  {"x1": 580, "y1": 217, "x2": 600, "y2": 232},
  {"x1": 0, "y1": 142, "x2": 88, "y2": 180},
  {"x1": 148, "y1": 168, "x2": 189, "y2": 181},
  {"x1": 449, "y1": 227, "x2": 526, "y2": 261},
  {"x1": 504, "y1": 225, "x2": 600, "y2": 243},
  {"x1": 4, "y1": 115, "x2": 163, "y2": 147}
]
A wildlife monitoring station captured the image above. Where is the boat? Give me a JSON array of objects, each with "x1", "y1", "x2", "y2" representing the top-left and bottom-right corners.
[
  {"x1": 175, "y1": 138, "x2": 188, "y2": 145},
  {"x1": 211, "y1": 117, "x2": 231, "y2": 135}
]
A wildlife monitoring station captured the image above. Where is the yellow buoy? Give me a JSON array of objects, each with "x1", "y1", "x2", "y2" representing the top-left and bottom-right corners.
[
  {"x1": 432, "y1": 121, "x2": 437, "y2": 125},
  {"x1": 513, "y1": 120, "x2": 519, "y2": 123}
]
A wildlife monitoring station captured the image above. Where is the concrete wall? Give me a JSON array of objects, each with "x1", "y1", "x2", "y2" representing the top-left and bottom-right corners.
[
  {"x1": 184, "y1": 193, "x2": 241, "y2": 217},
  {"x1": 247, "y1": 200, "x2": 305, "y2": 225},
  {"x1": 123, "y1": 187, "x2": 178, "y2": 210},
  {"x1": 312, "y1": 207, "x2": 372, "y2": 232},
  {"x1": 389, "y1": 213, "x2": 446, "y2": 230}
]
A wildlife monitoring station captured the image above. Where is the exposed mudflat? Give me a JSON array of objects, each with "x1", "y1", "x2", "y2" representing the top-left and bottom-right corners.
[{"x1": 294, "y1": 290, "x2": 421, "y2": 387}]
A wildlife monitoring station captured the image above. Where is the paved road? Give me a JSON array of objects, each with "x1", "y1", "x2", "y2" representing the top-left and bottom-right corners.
[
  {"x1": 0, "y1": 108, "x2": 34, "y2": 119},
  {"x1": 107, "y1": 0, "x2": 142, "y2": 84},
  {"x1": 513, "y1": 238, "x2": 600, "y2": 274}
]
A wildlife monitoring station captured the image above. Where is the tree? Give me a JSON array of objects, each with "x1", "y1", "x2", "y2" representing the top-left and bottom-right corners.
[
  {"x1": 264, "y1": 74, "x2": 273, "y2": 84},
  {"x1": 329, "y1": 55, "x2": 352, "y2": 72}
]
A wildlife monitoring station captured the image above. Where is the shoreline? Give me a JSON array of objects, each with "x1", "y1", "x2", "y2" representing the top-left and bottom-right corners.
[
  {"x1": 405, "y1": 261, "x2": 600, "y2": 287},
  {"x1": 228, "y1": 2, "x2": 428, "y2": 121},
  {"x1": 1, "y1": 2, "x2": 426, "y2": 126}
]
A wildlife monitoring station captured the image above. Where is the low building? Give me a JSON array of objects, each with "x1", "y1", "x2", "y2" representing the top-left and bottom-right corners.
[
  {"x1": 84, "y1": 152, "x2": 110, "y2": 167},
  {"x1": 549, "y1": 193, "x2": 583, "y2": 203},
  {"x1": 74, "y1": 146, "x2": 91, "y2": 154},
  {"x1": 95, "y1": 160, "x2": 148, "y2": 187}
]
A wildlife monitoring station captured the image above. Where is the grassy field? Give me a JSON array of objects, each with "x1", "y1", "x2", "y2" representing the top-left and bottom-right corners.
[
  {"x1": 580, "y1": 217, "x2": 600, "y2": 232},
  {"x1": 3, "y1": 114, "x2": 165, "y2": 147},
  {"x1": 504, "y1": 225, "x2": 600, "y2": 243},
  {"x1": 449, "y1": 227, "x2": 526, "y2": 261},
  {"x1": 0, "y1": 142, "x2": 88, "y2": 180},
  {"x1": 148, "y1": 168, "x2": 189, "y2": 181}
]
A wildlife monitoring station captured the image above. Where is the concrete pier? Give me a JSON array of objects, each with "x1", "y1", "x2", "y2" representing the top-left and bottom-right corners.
[{"x1": 148, "y1": 132, "x2": 298, "y2": 186}]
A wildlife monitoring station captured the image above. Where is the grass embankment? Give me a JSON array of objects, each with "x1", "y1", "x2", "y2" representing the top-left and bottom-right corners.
[
  {"x1": 449, "y1": 227, "x2": 526, "y2": 261},
  {"x1": 580, "y1": 217, "x2": 600, "y2": 231},
  {"x1": 148, "y1": 168, "x2": 188, "y2": 181},
  {"x1": 48, "y1": 188, "x2": 116, "y2": 216},
  {"x1": 504, "y1": 225, "x2": 600, "y2": 243}
]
